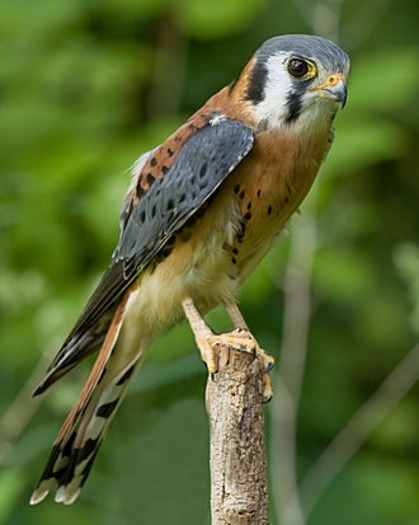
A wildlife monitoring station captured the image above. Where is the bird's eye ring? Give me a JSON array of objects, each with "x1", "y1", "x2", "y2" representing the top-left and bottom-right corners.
[{"x1": 287, "y1": 58, "x2": 310, "y2": 78}]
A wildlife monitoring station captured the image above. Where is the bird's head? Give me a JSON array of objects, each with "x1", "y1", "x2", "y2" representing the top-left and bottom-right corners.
[{"x1": 232, "y1": 34, "x2": 350, "y2": 132}]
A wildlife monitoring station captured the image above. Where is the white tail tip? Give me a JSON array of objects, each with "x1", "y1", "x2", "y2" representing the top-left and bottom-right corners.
[
  {"x1": 30, "y1": 481, "x2": 53, "y2": 505},
  {"x1": 55, "y1": 485, "x2": 81, "y2": 505}
]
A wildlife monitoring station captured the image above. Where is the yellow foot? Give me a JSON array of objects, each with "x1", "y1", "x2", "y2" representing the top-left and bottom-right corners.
[{"x1": 198, "y1": 328, "x2": 275, "y2": 403}]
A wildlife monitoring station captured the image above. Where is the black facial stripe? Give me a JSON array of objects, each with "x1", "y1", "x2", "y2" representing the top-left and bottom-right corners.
[
  {"x1": 285, "y1": 91, "x2": 302, "y2": 123},
  {"x1": 285, "y1": 78, "x2": 314, "y2": 123},
  {"x1": 244, "y1": 59, "x2": 268, "y2": 104}
]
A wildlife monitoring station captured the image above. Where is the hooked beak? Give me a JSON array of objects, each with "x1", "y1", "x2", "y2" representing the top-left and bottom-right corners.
[{"x1": 316, "y1": 73, "x2": 348, "y2": 108}]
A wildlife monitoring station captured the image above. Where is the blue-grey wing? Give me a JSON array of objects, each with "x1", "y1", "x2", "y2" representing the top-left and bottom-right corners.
[{"x1": 35, "y1": 118, "x2": 254, "y2": 393}]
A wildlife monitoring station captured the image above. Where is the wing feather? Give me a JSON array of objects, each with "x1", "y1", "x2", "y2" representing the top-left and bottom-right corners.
[{"x1": 35, "y1": 118, "x2": 254, "y2": 393}]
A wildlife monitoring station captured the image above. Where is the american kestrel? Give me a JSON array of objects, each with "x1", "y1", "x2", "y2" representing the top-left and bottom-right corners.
[{"x1": 30, "y1": 34, "x2": 349, "y2": 505}]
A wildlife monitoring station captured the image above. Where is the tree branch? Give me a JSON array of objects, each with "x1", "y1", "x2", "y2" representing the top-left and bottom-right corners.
[{"x1": 206, "y1": 345, "x2": 269, "y2": 525}]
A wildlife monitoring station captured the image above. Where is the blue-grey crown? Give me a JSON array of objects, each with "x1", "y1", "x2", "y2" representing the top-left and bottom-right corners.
[{"x1": 255, "y1": 34, "x2": 350, "y2": 75}]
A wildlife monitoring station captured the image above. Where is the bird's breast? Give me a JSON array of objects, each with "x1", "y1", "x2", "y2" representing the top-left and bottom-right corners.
[
  {"x1": 125, "y1": 124, "x2": 331, "y2": 335},
  {"x1": 223, "y1": 127, "x2": 331, "y2": 280}
]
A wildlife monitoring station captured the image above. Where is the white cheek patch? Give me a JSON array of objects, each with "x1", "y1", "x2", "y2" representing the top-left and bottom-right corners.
[
  {"x1": 252, "y1": 52, "x2": 339, "y2": 134},
  {"x1": 253, "y1": 53, "x2": 292, "y2": 128}
]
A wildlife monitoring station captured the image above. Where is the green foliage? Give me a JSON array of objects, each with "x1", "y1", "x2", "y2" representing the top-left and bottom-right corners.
[
  {"x1": 0, "y1": 1, "x2": 418, "y2": 524},
  {"x1": 174, "y1": 0, "x2": 267, "y2": 39}
]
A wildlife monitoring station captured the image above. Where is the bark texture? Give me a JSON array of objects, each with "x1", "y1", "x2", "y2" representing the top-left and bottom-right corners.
[{"x1": 206, "y1": 346, "x2": 269, "y2": 525}]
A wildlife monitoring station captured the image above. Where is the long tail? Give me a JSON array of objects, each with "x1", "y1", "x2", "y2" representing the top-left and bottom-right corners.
[{"x1": 30, "y1": 297, "x2": 145, "y2": 505}]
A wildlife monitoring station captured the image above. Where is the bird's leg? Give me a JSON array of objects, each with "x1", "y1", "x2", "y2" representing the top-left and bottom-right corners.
[
  {"x1": 224, "y1": 302, "x2": 250, "y2": 330},
  {"x1": 182, "y1": 298, "x2": 219, "y2": 373},
  {"x1": 182, "y1": 298, "x2": 274, "y2": 402},
  {"x1": 183, "y1": 297, "x2": 261, "y2": 373},
  {"x1": 225, "y1": 302, "x2": 275, "y2": 403}
]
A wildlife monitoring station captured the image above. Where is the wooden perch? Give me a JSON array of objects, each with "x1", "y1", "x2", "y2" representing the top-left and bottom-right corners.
[{"x1": 206, "y1": 344, "x2": 269, "y2": 525}]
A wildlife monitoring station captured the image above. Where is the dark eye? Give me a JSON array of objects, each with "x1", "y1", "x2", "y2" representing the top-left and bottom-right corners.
[{"x1": 287, "y1": 58, "x2": 309, "y2": 78}]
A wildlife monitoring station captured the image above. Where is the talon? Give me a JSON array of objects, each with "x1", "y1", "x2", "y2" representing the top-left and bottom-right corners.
[
  {"x1": 263, "y1": 394, "x2": 273, "y2": 404},
  {"x1": 262, "y1": 373, "x2": 274, "y2": 403},
  {"x1": 263, "y1": 356, "x2": 275, "y2": 374},
  {"x1": 264, "y1": 361, "x2": 275, "y2": 374},
  {"x1": 195, "y1": 337, "x2": 218, "y2": 374},
  {"x1": 205, "y1": 355, "x2": 218, "y2": 375},
  {"x1": 257, "y1": 348, "x2": 275, "y2": 375}
]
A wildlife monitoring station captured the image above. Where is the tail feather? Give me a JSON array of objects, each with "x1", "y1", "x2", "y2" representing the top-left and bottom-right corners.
[{"x1": 30, "y1": 296, "x2": 144, "y2": 505}]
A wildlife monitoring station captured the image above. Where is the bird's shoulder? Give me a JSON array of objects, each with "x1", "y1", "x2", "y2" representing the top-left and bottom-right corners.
[{"x1": 120, "y1": 87, "x2": 253, "y2": 228}]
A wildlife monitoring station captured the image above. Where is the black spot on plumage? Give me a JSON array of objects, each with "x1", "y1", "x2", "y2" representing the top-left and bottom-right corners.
[
  {"x1": 232, "y1": 247, "x2": 239, "y2": 255},
  {"x1": 247, "y1": 201, "x2": 252, "y2": 210},
  {"x1": 51, "y1": 465, "x2": 67, "y2": 482},
  {"x1": 194, "y1": 206, "x2": 206, "y2": 220},
  {"x1": 236, "y1": 219, "x2": 247, "y2": 244},
  {"x1": 167, "y1": 148, "x2": 174, "y2": 157},
  {"x1": 233, "y1": 184, "x2": 241, "y2": 194},
  {"x1": 245, "y1": 59, "x2": 268, "y2": 104},
  {"x1": 150, "y1": 157, "x2": 157, "y2": 167},
  {"x1": 179, "y1": 228, "x2": 192, "y2": 242},
  {"x1": 79, "y1": 438, "x2": 99, "y2": 463},
  {"x1": 268, "y1": 205, "x2": 272, "y2": 215},
  {"x1": 61, "y1": 431, "x2": 77, "y2": 459},
  {"x1": 285, "y1": 196, "x2": 289, "y2": 204},
  {"x1": 136, "y1": 185, "x2": 145, "y2": 199},
  {"x1": 257, "y1": 189, "x2": 261, "y2": 198},
  {"x1": 162, "y1": 165, "x2": 169, "y2": 174},
  {"x1": 167, "y1": 199, "x2": 174, "y2": 211},
  {"x1": 239, "y1": 189, "x2": 245, "y2": 200},
  {"x1": 243, "y1": 211, "x2": 252, "y2": 221},
  {"x1": 166, "y1": 234, "x2": 176, "y2": 246},
  {"x1": 199, "y1": 162, "x2": 208, "y2": 178},
  {"x1": 146, "y1": 173, "x2": 155, "y2": 187},
  {"x1": 231, "y1": 257, "x2": 237, "y2": 265},
  {"x1": 164, "y1": 245, "x2": 174, "y2": 257},
  {"x1": 179, "y1": 193, "x2": 186, "y2": 203},
  {"x1": 155, "y1": 245, "x2": 173, "y2": 262},
  {"x1": 116, "y1": 364, "x2": 136, "y2": 386},
  {"x1": 96, "y1": 400, "x2": 118, "y2": 419},
  {"x1": 39, "y1": 444, "x2": 61, "y2": 481},
  {"x1": 140, "y1": 210, "x2": 146, "y2": 223},
  {"x1": 80, "y1": 446, "x2": 101, "y2": 485},
  {"x1": 151, "y1": 205, "x2": 156, "y2": 218}
]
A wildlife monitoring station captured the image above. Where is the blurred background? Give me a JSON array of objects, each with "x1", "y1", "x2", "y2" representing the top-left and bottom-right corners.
[{"x1": 0, "y1": 0, "x2": 418, "y2": 524}]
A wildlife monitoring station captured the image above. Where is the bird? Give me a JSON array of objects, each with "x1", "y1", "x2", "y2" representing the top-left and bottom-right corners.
[{"x1": 30, "y1": 34, "x2": 350, "y2": 505}]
